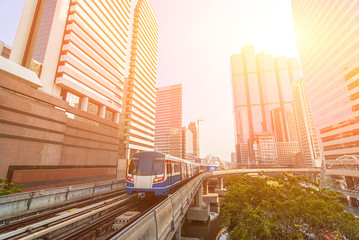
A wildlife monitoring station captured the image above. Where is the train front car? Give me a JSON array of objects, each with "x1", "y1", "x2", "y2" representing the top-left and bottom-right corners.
[{"x1": 126, "y1": 151, "x2": 167, "y2": 198}]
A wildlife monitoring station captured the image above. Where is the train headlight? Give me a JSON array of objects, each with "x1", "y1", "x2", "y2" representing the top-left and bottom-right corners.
[
  {"x1": 153, "y1": 176, "x2": 164, "y2": 183},
  {"x1": 127, "y1": 176, "x2": 134, "y2": 182}
]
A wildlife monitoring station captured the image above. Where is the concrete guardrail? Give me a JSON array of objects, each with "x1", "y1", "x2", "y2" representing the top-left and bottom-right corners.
[
  {"x1": 112, "y1": 172, "x2": 212, "y2": 240},
  {"x1": 0, "y1": 179, "x2": 125, "y2": 221}
]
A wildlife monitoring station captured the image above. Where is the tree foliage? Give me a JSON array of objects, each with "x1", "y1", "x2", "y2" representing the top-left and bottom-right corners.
[
  {"x1": 0, "y1": 178, "x2": 22, "y2": 196},
  {"x1": 222, "y1": 174, "x2": 359, "y2": 240}
]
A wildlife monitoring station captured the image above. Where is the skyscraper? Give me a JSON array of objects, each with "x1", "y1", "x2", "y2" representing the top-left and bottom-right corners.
[
  {"x1": 10, "y1": 0, "x2": 158, "y2": 180},
  {"x1": 154, "y1": 84, "x2": 182, "y2": 158},
  {"x1": 188, "y1": 121, "x2": 199, "y2": 158},
  {"x1": 291, "y1": 0, "x2": 359, "y2": 160},
  {"x1": 292, "y1": 78, "x2": 322, "y2": 167},
  {"x1": 118, "y1": 0, "x2": 159, "y2": 178},
  {"x1": 231, "y1": 45, "x2": 302, "y2": 167},
  {"x1": 182, "y1": 126, "x2": 194, "y2": 160}
]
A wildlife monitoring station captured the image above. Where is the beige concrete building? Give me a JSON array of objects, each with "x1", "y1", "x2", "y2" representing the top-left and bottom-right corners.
[
  {"x1": 0, "y1": 41, "x2": 11, "y2": 59},
  {"x1": 1, "y1": 0, "x2": 158, "y2": 189},
  {"x1": 118, "y1": 0, "x2": 159, "y2": 178}
]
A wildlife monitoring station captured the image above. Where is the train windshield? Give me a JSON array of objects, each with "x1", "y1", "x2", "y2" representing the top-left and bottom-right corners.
[{"x1": 128, "y1": 156, "x2": 164, "y2": 176}]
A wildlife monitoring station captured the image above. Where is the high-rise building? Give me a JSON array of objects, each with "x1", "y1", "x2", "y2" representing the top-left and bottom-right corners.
[
  {"x1": 231, "y1": 45, "x2": 302, "y2": 167},
  {"x1": 9, "y1": 0, "x2": 158, "y2": 181},
  {"x1": 182, "y1": 126, "x2": 194, "y2": 160},
  {"x1": 154, "y1": 84, "x2": 182, "y2": 158},
  {"x1": 253, "y1": 134, "x2": 278, "y2": 166},
  {"x1": 231, "y1": 152, "x2": 236, "y2": 165},
  {"x1": 118, "y1": 0, "x2": 159, "y2": 178},
  {"x1": 292, "y1": 78, "x2": 322, "y2": 167},
  {"x1": 0, "y1": 41, "x2": 11, "y2": 59},
  {"x1": 291, "y1": 0, "x2": 359, "y2": 160},
  {"x1": 188, "y1": 121, "x2": 199, "y2": 158},
  {"x1": 277, "y1": 142, "x2": 301, "y2": 167}
]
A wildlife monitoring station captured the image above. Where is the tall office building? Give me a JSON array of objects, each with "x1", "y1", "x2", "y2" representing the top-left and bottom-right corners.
[
  {"x1": 231, "y1": 45, "x2": 301, "y2": 167},
  {"x1": 182, "y1": 126, "x2": 194, "y2": 160},
  {"x1": 291, "y1": 0, "x2": 359, "y2": 160},
  {"x1": 118, "y1": 0, "x2": 159, "y2": 178},
  {"x1": 253, "y1": 134, "x2": 278, "y2": 166},
  {"x1": 292, "y1": 78, "x2": 322, "y2": 167},
  {"x1": 9, "y1": 0, "x2": 158, "y2": 181},
  {"x1": 188, "y1": 121, "x2": 199, "y2": 158},
  {"x1": 154, "y1": 84, "x2": 182, "y2": 158},
  {"x1": 231, "y1": 152, "x2": 236, "y2": 166}
]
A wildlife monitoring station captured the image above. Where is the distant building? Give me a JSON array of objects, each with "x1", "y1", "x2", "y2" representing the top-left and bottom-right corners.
[
  {"x1": 291, "y1": 0, "x2": 359, "y2": 160},
  {"x1": 182, "y1": 126, "x2": 194, "y2": 160},
  {"x1": 292, "y1": 78, "x2": 322, "y2": 167},
  {"x1": 154, "y1": 84, "x2": 182, "y2": 158},
  {"x1": 253, "y1": 134, "x2": 278, "y2": 166},
  {"x1": 0, "y1": 41, "x2": 11, "y2": 59},
  {"x1": 277, "y1": 142, "x2": 301, "y2": 167},
  {"x1": 231, "y1": 45, "x2": 320, "y2": 168},
  {"x1": 231, "y1": 152, "x2": 236, "y2": 165},
  {"x1": 188, "y1": 121, "x2": 199, "y2": 158},
  {"x1": 231, "y1": 45, "x2": 301, "y2": 168}
]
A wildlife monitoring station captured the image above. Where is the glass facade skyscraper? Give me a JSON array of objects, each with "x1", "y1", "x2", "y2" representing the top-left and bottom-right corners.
[
  {"x1": 231, "y1": 45, "x2": 303, "y2": 167},
  {"x1": 291, "y1": 0, "x2": 359, "y2": 160}
]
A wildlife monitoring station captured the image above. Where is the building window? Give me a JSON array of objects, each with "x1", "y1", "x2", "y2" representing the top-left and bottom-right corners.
[
  {"x1": 88, "y1": 101, "x2": 99, "y2": 116},
  {"x1": 105, "y1": 109, "x2": 114, "y2": 121},
  {"x1": 66, "y1": 92, "x2": 80, "y2": 108}
]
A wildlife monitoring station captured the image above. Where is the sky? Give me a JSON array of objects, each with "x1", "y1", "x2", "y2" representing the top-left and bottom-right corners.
[{"x1": 0, "y1": 0, "x2": 299, "y2": 161}]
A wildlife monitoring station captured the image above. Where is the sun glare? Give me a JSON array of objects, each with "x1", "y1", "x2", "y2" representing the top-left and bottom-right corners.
[{"x1": 225, "y1": 0, "x2": 299, "y2": 58}]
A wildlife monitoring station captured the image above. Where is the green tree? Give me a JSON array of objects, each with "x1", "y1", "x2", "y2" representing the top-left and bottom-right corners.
[
  {"x1": 0, "y1": 178, "x2": 22, "y2": 196},
  {"x1": 222, "y1": 174, "x2": 359, "y2": 240}
]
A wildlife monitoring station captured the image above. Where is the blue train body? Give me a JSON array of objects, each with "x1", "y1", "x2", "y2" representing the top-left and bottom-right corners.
[{"x1": 206, "y1": 165, "x2": 217, "y2": 172}]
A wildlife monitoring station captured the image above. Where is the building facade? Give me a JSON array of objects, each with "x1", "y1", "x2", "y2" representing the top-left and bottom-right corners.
[
  {"x1": 154, "y1": 84, "x2": 182, "y2": 158},
  {"x1": 188, "y1": 121, "x2": 199, "y2": 158},
  {"x1": 277, "y1": 142, "x2": 301, "y2": 167},
  {"x1": 253, "y1": 134, "x2": 278, "y2": 166},
  {"x1": 0, "y1": 41, "x2": 11, "y2": 59},
  {"x1": 2, "y1": 0, "x2": 158, "y2": 189},
  {"x1": 231, "y1": 152, "x2": 236, "y2": 165},
  {"x1": 118, "y1": 0, "x2": 159, "y2": 178},
  {"x1": 292, "y1": 78, "x2": 322, "y2": 167},
  {"x1": 182, "y1": 126, "x2": 194, "y2": 160},
  {"x1": 231, "y1": 45, "x2": 315, "y2": 168},
  {"x1": 291, "y1": 0, "x2": 359, "y2": 160}
]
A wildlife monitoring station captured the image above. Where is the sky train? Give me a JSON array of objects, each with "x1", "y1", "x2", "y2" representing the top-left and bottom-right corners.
[{"x1": 126, "y1": 151, "x2": 206, "y2": 198}]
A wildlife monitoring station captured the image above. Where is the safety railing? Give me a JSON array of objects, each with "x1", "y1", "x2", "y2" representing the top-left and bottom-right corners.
[
  {"x1": 0, "y1": 179, "x2": 125, "y2": 221},
  {"x1": 111, "y1": 172, "x2": 212, "y2": 240}
]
